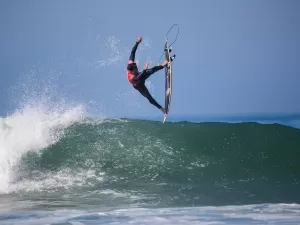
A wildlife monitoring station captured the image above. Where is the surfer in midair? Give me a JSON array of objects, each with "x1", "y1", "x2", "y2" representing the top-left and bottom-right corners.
[{"x1": 126, "y1": 36, "x2": 168, "y2": 114}]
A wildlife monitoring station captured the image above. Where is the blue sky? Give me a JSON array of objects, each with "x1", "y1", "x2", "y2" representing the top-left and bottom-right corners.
[{"x1": 1, "y1": 0, "x2": 300, "y2": 120}]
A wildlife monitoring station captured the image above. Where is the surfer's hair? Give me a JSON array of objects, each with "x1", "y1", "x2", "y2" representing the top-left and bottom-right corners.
[{"x1": 127, "y1": 63, "x2": 137, "y2": 71}]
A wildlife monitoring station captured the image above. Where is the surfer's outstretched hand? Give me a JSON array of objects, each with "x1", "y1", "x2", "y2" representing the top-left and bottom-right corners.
[
  {"x1": 137, "y1": 37, "x2": 142, "y2": 43},
  {"x1": 144, "y1": 62, "x2": 150, "y2": 70}
]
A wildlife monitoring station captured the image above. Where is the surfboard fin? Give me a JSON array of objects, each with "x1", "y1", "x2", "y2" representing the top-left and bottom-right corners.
[{"x1": 171, "y1": 54, "x2": 176, "y2": 61}]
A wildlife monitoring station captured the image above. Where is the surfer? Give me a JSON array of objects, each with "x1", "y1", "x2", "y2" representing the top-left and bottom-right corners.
[{"x1": 127, "y1": 36, "x2": 169, "y2": 114}]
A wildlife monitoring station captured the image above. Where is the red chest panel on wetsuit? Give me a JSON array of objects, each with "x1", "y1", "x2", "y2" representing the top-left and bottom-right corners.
[{"x1": 127, "y1": 70, "x2": 140, "y2": 86}]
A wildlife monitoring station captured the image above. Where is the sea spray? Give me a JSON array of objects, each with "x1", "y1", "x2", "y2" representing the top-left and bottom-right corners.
[
  {"x1": 1, "y1": 66, "x2": 88, "y2": 194},
  {"x1": 0, "y1": 104, "x2": 86, "y2": 194},
  {"x1": 93, "y1": 36, "x2": 153, "y2": 69}
]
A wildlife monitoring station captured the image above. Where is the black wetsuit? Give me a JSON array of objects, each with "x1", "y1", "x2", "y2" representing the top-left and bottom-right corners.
[{"x1": 128, "y1": 42, "x2": 164, "y2": 110}]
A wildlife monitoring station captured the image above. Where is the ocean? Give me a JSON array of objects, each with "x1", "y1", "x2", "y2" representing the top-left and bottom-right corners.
[{"x1": 1, "y1": 107, "x2": 300, "y2": 224}]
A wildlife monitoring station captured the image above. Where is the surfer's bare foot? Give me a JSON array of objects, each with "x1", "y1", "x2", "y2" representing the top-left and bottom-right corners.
[
  {"x1": 162, "y1": 60, "x2": 168, "y2": 67},
  {"x1": 160, "y1": 108, "x2": 167, "y2": 114}
]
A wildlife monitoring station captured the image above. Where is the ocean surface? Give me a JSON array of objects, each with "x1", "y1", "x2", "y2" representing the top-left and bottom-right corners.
[{"x1": 1, "y1": 109, "x2": 300, "y2": 224}]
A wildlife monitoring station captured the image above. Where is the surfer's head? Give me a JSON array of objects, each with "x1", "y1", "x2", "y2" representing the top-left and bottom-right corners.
[{"x1": 127, "y1": 62, "x2": 138, "y2": 73}]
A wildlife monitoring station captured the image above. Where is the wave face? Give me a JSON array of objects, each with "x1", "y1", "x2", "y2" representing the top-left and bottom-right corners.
[{"x1": 1, "y1": 118, "x2": 300, "y2": 209}]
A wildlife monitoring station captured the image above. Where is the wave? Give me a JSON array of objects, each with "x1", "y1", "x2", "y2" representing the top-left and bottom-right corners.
[{"x1": 1, "y1": 118, "x2": 299, "y2": 207}]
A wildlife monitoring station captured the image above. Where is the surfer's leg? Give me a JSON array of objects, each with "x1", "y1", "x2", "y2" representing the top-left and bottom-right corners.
[
  {"x1": 132, "y1": 60, "x2": 169, "y2": 82},
  {"x1": 141, "y1": 65, "x2": 164, "y2": 80},
  {"x1": 134, "y1": 85, "x2": 163, "y2": 110},
  {"x1": 135, "y1": 62, "x2": 169, "y2": 82},
  {"x1": 145, "y1": 61, "x2": 169, "y2": 78},
  {"x1": 131, "y1": 68, "x2": 161, "y2": 83}
]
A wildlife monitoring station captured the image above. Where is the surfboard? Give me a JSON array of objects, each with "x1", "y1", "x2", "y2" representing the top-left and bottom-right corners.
[
  {"x1": 163, "y1": 43, "x2": 173, "y2": 124},
  {"x1": 160, "y1": 24, "x2": 178, "y2": 124}
]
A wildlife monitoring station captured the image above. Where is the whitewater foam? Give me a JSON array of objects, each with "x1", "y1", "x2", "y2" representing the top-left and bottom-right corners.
[
  {"x1": 0, "y1": 103, "x2": 86, "y2": 194},
  {"x1": 1, "y1": 204, "x2": 299, "y2": 225},
  {"x1": 12, "y1": 168, "x2": 103, "y2": 193}
]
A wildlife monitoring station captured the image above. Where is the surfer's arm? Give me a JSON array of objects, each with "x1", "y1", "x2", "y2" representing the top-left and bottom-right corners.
[
  {"x1": 129, "y1": 42, "x2": 139, "y2": 62},
  {"x1": 129, "y1": 37, "x2": 142, "y2": 62}
]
